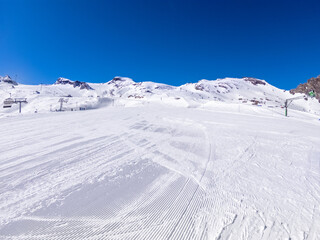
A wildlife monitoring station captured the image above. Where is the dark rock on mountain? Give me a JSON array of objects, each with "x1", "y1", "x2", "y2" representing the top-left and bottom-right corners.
[
  {"x1": 108, "y1": 77, "x2": 133, "y2": 85},
  {"x1": 55, "y1": 77, "x2": 93, "y2": 90},
  {"x1": 106, "y1": 77, "x2": 135, "y2": 89},
  {"x1": 195, "y1": 84, "x2": 204, "y2": 91},
  {"x1": 110, "y1": 77, "x2": 124, "y2": 82},
  {"x1": 290, "y1": 75, "x2": 320, "y2": 101},
  {"x1": 243, "y1": 77, "x2": 266, "y2": 86},
  {"x1": 0, "y1": 75, "x2": 18, "y2": 85}
]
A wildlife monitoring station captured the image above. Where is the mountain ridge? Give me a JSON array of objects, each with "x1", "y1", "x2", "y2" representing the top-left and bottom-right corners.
[{"x1": 1, "y1": 75, "x2": 320, "y2": 116}]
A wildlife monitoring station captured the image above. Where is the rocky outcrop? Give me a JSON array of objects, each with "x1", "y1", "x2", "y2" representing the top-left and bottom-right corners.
[
  {"x1": 55, "y1": 77, "x2": 93, "y2": 90},
  {"x1": 290, "y1": 75, "x2": 320, "y2": 100},
  {"x1": 107, "y1": 77, "x2": 134, "y2": 86},
  {"x1": 0, "y1": 75, "x2": 18, "y2": 85},
  {"x1": 243, "y1": 77, "x2": 266, "y2": 86}
]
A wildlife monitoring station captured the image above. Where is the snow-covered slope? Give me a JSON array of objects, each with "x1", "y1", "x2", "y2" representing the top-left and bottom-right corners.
[
  {"x1": 0, "y1": 103, "x2": 319, "y2": 239},
  {"x1": 1, "y1": 76, "x2": 319, "y2": 117},
  {"x1": 1, "y1": 75, "x2": 320, "y2": 239}
]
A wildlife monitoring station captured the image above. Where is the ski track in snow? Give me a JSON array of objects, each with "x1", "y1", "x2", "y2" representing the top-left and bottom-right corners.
[{"x1": 0, "y1": 104, "x2": 320, "y2": 239}]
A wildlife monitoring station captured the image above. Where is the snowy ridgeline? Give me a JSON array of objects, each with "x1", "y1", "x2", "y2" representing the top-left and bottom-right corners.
[
  {"x1": 0, "y1": 76, "x2": 320, "y2": 116},
  {"x1": 0, "y1": 103, "x2": 320, "y2": 239}
]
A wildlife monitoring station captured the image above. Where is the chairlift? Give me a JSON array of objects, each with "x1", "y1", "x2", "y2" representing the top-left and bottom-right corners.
[{"x1": 3, "y1": 98, "x2": 14, "y2": 108}]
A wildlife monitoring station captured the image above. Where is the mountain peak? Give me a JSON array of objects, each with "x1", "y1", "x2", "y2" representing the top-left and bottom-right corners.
[
  {"x1": 242, "y1": 77, "x2": 266, "y2": 86},
  {"x1": 55, "y1": 77, "x2": 93, "y2": 90},
  {"x1": 106, "y1": 77, "x2": 135, "y2": 88},
  {"x1": 0, "y1": 75, "x2": 18, "y2": 85},
  {"x1": 108, "y1": 76, "x2": 134, "y2": 84}
]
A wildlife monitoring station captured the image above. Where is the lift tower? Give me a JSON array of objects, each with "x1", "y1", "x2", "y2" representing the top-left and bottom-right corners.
[
  {"x1": 58, "y1": 98, "x2": 68, "y2": 111},
  {"x1": 284, "y1": 90, "x2": 316, "y2": 116},
  {"x1": 14, "y1": 98, "x2": 27, "y2": 113}
]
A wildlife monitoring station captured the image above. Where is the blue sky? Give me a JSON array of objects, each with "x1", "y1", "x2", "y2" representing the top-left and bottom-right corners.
[{"x1": 1, "y1": 0, "x2": 320, "y2": 89}]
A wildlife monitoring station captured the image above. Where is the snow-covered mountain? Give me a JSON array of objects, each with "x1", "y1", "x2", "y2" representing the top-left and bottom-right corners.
[
  {"x1": 1, "y1": 76, "x2": 320, "y2": 116},
  {"x1": 55, "y1": 77, "x2": 93, "y2": 90},
  {"x1": 1, "y1": 75, "x2": 320, "y2": 239},
  {"x1": 0, "y1": 75, "x2": 18, "y2": 85}
]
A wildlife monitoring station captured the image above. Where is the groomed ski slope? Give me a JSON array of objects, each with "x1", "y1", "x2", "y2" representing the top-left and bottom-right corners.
[{"x1": 0, "y1": 102, "x2": 320, "y2": 239}]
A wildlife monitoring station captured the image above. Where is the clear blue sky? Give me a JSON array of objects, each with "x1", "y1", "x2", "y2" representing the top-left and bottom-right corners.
[{"x1": 1, "y1": 0, "x2": 320, "y2": 89}]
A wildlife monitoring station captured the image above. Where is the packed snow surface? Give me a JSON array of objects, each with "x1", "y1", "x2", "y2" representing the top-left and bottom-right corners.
[{"x1": 0, "y1": 101, "x2": 320, "y2": 239}]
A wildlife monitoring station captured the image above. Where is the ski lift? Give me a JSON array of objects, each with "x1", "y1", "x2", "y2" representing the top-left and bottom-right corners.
[
  {"x1": 3, "y1": 98, "x2": 14, "y2": 108},
  {"x1": 58, "y1": 98, "x2": 68, "y2": 111}
]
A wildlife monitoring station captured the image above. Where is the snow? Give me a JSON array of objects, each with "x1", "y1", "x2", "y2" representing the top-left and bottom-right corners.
[
  {"x1": 0, "y1": 77, "x2": 320, "y2": 239},
  {"x1": 0, "y1": 100, "x2": 320, "y2": 239}
]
